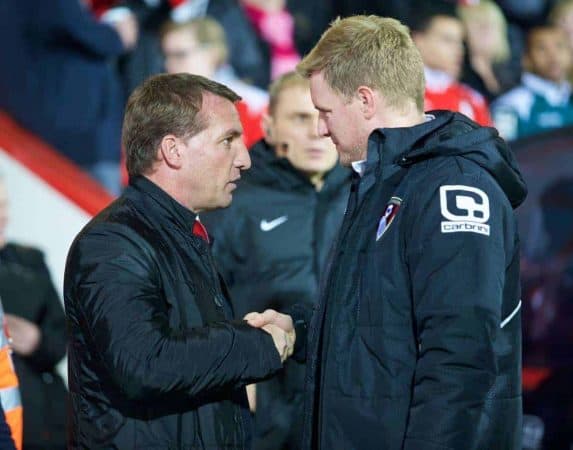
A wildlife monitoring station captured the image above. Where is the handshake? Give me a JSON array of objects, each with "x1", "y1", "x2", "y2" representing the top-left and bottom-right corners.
[{"x1": 244, "y1": 309, "x2": 295, "y2": 363}]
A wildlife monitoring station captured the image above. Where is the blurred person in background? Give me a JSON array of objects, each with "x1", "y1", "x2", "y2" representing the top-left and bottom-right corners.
[
  {"x1": 160, "y1": 16, "x2": 267, "y2": 147},
  {"x1": 458, "y1": 0, "x2": 521, "y2": 101},
  {"x1": 208, "y1": 0, "x2": 300, "y2": 90},
  {"x1": 90, "y1": 0, "x2": 211, "y2": 96},
  {"x1": 0, "y1": 178, "x2": 67, "y2": 450},
  {"x1": 239, "y1": 0, "x2": 300, "y2": 81},
  {"x1": 0, "y1": 0, "x2": 137, "y2": 196},
  {"x1": 203, "y1": 71, "x2": 350, "y2": 450},
  {"x1": 550, "y1": 0, "x2": 573, "y2": 82},
  {"x1": 0, "y1": 297, "x2": 21, "y2": 450},
  {"x1": 0, "y1": 334, "x2": 20, "y2": 450},
  {"x1": 411, "y1": 3, "x2": 493, "y2": 126},
  {"x1": 492, "y1": 24, "x2": 573, "y2": 140}
]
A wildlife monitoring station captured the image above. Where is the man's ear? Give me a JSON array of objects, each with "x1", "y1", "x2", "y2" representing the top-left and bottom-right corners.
[
  {"x1": 356, "y1": 85, "x2": 376, "y2": 120},
  {"x1": 262, "y1": 113, "x2": 275, "y2": 145},
  {"x1": 158, "y1": 134, "x2": 183, "y2": 169}
]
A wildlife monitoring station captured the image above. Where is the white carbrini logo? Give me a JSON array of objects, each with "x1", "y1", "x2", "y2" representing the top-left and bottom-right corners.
[{"x1": 439, "y1": 185, "x2": 490, "y2": 236}]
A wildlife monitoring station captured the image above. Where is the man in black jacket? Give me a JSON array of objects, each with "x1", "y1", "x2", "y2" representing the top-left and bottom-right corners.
[
  {"x1": 203, "y1": 71, "x2": 350, "y2": 449},
  {"x1": 64, "y1": 73, "x2": 295, "y2": 449},
  {"x1": 249, "y1": 15, "x2": 527, "y2": 449},
  {"x1": 0, "y1": 177, "x2": 66, "y2": 450}
]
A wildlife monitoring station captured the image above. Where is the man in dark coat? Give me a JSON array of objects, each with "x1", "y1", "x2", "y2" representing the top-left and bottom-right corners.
[
  {"x1": 64, "y1": 73, "x2": 295, "y2": 449},
  {"x1": 0, "y1": 178, "x2": 67, "y2": 450},
  {"x1": 203, "y1": 71, "x2": 350, "y2": 449},
  {"x1": 252, "y1": 15, "x2": 527, "y2": 450}
]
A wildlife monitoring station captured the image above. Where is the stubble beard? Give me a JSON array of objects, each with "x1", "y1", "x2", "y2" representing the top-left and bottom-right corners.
[{"x1": 339, "y1": 145, "x2": 366, "y2": 167}]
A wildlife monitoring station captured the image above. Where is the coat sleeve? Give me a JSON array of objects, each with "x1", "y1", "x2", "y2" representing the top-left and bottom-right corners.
[
  {"x1": 64, "y1": 223, "x2": 282, "y2": 403},
  {"x1": 42, "y1": 0, "x2": 125, "y2": 59},
  {"x1": 402, "y1": 170, "x2": 514, "y2": 450},
  {"x1": 25, "y1": 254, "x2": 67, "y2": 372}
]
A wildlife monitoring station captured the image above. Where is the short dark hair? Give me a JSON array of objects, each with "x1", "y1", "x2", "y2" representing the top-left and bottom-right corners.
[
  {"x1": 525, "y1": 24, "x2": 565, "y2": 53},
  {"x1": 123, "y1": 73, "x2": 241, "y2": 177},
  {"x1": 408, "y1": 1, "x2": 459, "y2": 33}
]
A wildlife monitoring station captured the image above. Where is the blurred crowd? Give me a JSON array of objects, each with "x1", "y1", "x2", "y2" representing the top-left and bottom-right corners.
[
  {"x1": 0, "y1": 0, "x2": 573, "y2": 449},
  {"x1": 0, "y1": 0, "x2": 572, "y2": 195}
]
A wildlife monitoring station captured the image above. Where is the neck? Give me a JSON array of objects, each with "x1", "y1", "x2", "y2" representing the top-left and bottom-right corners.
[
  {"x1": 144, "y1": 172, "x2": 198, "y2": 213},
  {"x1": 377, "y1": 105, "x2": 426, "y2": 129}
]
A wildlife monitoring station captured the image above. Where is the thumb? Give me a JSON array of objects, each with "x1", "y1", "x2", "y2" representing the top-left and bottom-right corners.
[{"x1": 243, "y1": 312, "x2": 264, "y2": 327}]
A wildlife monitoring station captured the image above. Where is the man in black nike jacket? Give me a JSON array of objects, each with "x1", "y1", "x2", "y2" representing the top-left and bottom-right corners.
[
  {"x1": 204, "y1": 71, "x2": 350, "y2": 449},
  {"x1": 249, "y1": 15, "x2": 527, "y2": 450}
]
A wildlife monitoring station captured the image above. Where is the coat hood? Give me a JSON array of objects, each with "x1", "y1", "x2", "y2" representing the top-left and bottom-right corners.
[{"x1": 381, "y1": 111, "x2": 528, "y2": 209}]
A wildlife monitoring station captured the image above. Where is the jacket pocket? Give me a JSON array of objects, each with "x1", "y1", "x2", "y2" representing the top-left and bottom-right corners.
[{"x1": 75, "y1": 393, "x2": 126, "y2": 444}]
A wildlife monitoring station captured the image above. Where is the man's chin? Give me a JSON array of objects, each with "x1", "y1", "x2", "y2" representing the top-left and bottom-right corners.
[
  {"x1": 338, "y1": 153, "x2": 357, "y2": 168},
  {"x1": 219, "y1": 195, "x2": 233, "y2": 209}
]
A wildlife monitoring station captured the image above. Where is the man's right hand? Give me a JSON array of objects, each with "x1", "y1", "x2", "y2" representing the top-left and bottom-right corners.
[
  {"x1": 244, "y1": 310, "x2": 295, "y2": 363},
  {"x1": 261, "y1": 323, "x2": 293, "y2": 363},
  {"x1": 104, "y1": 9, "x2": 138, "y2": 50}
]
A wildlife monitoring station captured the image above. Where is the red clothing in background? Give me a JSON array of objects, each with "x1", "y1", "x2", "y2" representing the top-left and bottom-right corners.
[{"x1": 424, "y1": 67, "x2": 492, "y2": 126}]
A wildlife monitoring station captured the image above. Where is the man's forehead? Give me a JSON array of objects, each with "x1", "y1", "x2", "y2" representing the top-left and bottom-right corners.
[
  {"x1": 199, "y1": 93, "x2": 242, "y2": 132},
  {"x1": 309, "y1": 72, "x2": 344, "y2": 107},
  {"x1": 309, "y1": 72, "x2": 332, "y2": 96},
  {"x1": 202, "y1": 91, "x2": 231, "y2": 107},
  {"x1": 531, "y1": 29, "x2": 566, "y2": 44},
  {"x1": 275, "y1": 85, "x2": 312, "y2": 109}
]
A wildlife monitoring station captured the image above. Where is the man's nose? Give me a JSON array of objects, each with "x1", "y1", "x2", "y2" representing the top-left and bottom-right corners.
[{"x1": 236, "y1": 142, "x2": 251, "y2": 170}]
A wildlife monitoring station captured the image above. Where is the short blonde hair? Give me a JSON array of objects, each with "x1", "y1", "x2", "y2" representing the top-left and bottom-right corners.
[
  {"x1": 268, "y1": 71, "x2": 310, "y2": 115},
  {"x1": 160, "y1": 17, "x2": 228, "y2": 67},
  {"x1": 297, "y1": 15, "x2": 425, "y2": 112},
  {"x1": 458, "y1": 0, "x2": 511, "y2": 63}
]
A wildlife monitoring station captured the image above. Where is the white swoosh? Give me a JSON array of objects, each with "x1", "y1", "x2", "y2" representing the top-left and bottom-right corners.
[{"x1": 260, "y1": 216, "x2": 288, "y2": 232}]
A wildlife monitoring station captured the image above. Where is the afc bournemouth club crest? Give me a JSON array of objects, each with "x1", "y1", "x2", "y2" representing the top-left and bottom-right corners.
[{"x1": 376, "y1": 196, "x2": 402, "y2": 241}]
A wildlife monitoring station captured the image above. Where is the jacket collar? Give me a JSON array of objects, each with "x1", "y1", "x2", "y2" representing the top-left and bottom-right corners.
[
  {"x1": 522, "y1": 72, "x2": 572, "y2": 106},
  {"x1": 353, "y1": 111, "x2": 454, "y2": 201},
  {"x1": 128, "y1": 175, "x2": 198, "y2": 236},
  {"x1": 366, "y1": 111, "x2": 455, "y2": 172}
]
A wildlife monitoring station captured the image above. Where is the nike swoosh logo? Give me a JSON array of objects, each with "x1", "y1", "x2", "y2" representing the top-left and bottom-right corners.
[{"x1": 260, "y1": 216, "x2": 288, "y2": 232}]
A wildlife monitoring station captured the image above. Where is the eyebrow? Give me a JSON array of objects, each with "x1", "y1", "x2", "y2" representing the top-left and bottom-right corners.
[{"x1": 219, "y1": 128, "x2": 243, "y2": 140}]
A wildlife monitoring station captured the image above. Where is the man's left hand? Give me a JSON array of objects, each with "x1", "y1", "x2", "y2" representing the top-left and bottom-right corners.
[{"x1": 5, "y1": 314, "x2": 41, "y2": 356}]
